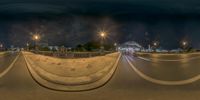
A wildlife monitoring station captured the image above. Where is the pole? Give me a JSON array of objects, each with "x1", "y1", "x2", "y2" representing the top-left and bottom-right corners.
[{"x1": 101, "y1": 38, "x2": 104, "y2": 52}]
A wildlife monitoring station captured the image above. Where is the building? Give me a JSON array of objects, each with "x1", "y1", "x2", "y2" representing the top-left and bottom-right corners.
[
  {"x1": 118, "y1": 41, "x2": 143, "y2": 54},
  {"x1": 48, "y1": 46, "x2": 59, "y2": 51}
]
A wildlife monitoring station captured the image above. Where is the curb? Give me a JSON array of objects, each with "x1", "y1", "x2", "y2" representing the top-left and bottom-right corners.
[{"x1": 23, "y1": 52, "x2": 121, "y2": 91}]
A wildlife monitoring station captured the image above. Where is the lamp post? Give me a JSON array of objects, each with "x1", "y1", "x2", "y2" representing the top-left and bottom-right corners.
[
  {"x1": 152, "y1": 41, "x2": 159, "y2": 52},
  {"x1": 26, "y1": 43, "x2": 29, "y2": 51},
  {"x1": 33, "y1": 34, "x2": 40, "y2": 51},
  {"x1": 153, "y1": 42, "x2": 157, "y2": 47},
  {"x1": 0, "y1": 43, "x2": 3, "y2": 51},
  {"x1": 181, "y1": 41, "x2": 188, "y2": 51},
  {"x1": 99, "y1": 31, "x2": 106, "y2": 52},
  {"x1": 114, "y1": 43, "x2": 117, "y2": 51},
  {"x1": 0, "y1": 44, "x2": 3, "y2": 48}
]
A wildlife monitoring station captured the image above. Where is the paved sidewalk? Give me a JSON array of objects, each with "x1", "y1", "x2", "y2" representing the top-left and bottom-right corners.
[{"x1": 23, "y1": 52, "x2": 121, "y2": 91}]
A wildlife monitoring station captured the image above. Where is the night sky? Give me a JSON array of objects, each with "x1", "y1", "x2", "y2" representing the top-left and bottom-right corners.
[{"x1": 0, "y1": 0, "x2": 200, "y2": 49}]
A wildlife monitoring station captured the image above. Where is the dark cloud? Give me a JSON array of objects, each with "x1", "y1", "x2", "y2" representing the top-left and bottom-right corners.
[
  {"x1": 0, "y1": 0, "x2": 200, "y2": 15},
  {"x1": 0, "y1": 0, "x2": 199, "y2": 49}
]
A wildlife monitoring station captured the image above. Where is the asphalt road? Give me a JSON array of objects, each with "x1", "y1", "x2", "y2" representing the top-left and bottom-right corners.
[
  {"x1": 0, "y1": 52, "x2": 19, "y2": 73},
  {"x1": 127, "y1": 54, "x2": 200, "y2": 81},
  {"x1": 137, "y1": 53, "x2": 200, "y2": 61},
  {"x1": 0, "y1": 53, "x2": 200, "y2": 100}
]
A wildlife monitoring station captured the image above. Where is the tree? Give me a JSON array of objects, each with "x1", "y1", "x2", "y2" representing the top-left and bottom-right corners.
[
  {"x1": 75, "y1": 44, "x2": 85, "y2": 51},
  {"x1": 83, "y1": 41, "x2": 100, "y2": 51}
]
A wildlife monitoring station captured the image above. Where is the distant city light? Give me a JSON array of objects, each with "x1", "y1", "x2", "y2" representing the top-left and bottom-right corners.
[
  {"x1": 153, "y1": 41, "x2": 159, "y2": 47},
  {"x1": 0, "y1": 44, "x2": 3, "y2": 48},
  {"x1": 153, "y1": 42, "x2": 157, "y2": 46},
  {"x1": 26, "y1": 43, "x2": 29, "y2": 46},
  {"x1": 114, "y1": 43, "x2": 117, "y2": 46}
]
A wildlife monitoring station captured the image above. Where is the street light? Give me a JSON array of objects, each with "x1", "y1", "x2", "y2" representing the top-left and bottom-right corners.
[
  {"x1": 100, "y1": 32, "x2": 106, "y2": 38},
  {"x1": 152, "y1": 41, "x2": 159, "y2": 52},
  {"x1": 114, "y1": 43, "x2": 117, "y2": 46},
  {"x1": 0, "y1": 43, "x2": 3, "y2": 51},
  {"x1": 33, "y1": 34, "x2": 40, "y2": 41},
  {"x1": 114, "y1": 43, "x2": 118, "y2": 51},
  {"x1": 99, "y1": 31, "x2": 107, "y2": 52},
  {"x1": 0, "y1": 44, "x2": 3, "y2": 48},
  {"x1": 153, "y1": 41, "x2": 159, "y2": 47},
  {"x1": 33, "y1": 34, "x2": 40, "y2": 51},
  {"x1": 181, "y1": 41, "x2": 188, "y2": 50},
  {"x1": 26, "y1": 43, "x2": 29, "y2": 51},
  {"x1": 153, "y1": 42, "x2": 157, "y2": 46},
  {"x1": 182, "y1": 41, "x2": 187, "y2": 46}
]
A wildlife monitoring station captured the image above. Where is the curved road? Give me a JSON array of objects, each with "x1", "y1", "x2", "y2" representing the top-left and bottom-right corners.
[
  {"x1": 0, "y1": 52, "x2": 19, "y2": 73},
  {"x1": 0, "y1": 53, "x2": 200, "y2": 100}
]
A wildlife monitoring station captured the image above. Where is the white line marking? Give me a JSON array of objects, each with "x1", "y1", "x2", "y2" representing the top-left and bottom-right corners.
[
  {"x1": 125, "y1": 56, "x2": 200, "y2": 85},
  {"x1": 0, "y1": 53, "x2": 20, "y2": 78},
  {"x1": 138, "y1": 57, "x2": 151, "y2": 61},
  {"x1": 137, "y1": 56, "x2": 200, "y2": 62}
]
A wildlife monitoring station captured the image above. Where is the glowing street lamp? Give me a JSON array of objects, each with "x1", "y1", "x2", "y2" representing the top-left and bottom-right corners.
[
  {"x1": 182, "y1": 41, "x2": 187, "y2": 46},
  {"x1": 114, "y1": 43, "x2": 118, "y2": 51},
  {"x1": 100, "y1": 32, "x2": 106, "y2": 38},
  {"x1": 0, "y1": 44, "x2": 3, "y2": 48},
  {"x1": 33, "y1": 34, "x2": 40, "y2": 41},
  {"x1": 26, "y1": 43, "x2": 29, "y2": 51},
  {"x1": 32, "y1": 34, "x2": 40, "y2": 51},
  {"x1": 152, "y1": 41, "x2": 159, "y2": 52},
  {"x1": 99, "y1": 31, "x2": 107, "y2": 52},
  {"x1": 153, "y1": 41, "x2": 159, "y2": 47},
  {"x1": 181, "y1": 41, "x2": 188, "y2": 50},
  {"x1": 114, "y1": 43, "x2": 117, "y2": 46},
  {"x1": 153, "y1": 42, "x2": 157, "y2": 46}
]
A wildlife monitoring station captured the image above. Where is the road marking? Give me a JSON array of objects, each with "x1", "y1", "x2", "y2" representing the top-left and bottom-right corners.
[
  {"x1": 125, "y1": 56, "x2": 200, "y2": 85},
  {"x1": 137, "y1": 56, "x2": 200, "y2": 62},
  {"x1": 0, "y1": 53, "x2": 20, "y2": 78},
  {"x1": 138, "y1": 57, "x2": 151, "y2": 61}
]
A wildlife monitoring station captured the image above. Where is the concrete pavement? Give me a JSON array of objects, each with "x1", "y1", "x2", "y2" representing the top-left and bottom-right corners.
[
  {"x1": 0, "y1": 53, "x2": 200, "y2": 100},
  {"x1": 23, "y1": 52, "x2": 121, "y2": 91}
]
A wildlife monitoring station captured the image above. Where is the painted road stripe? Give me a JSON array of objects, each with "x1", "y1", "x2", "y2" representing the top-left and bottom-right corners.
[
  {"x1": 125, "y1": 56, "x2": 200, "y2": 85},
  {"x1": 137, "y1": 56, "x2": 200, "y2": 62}
]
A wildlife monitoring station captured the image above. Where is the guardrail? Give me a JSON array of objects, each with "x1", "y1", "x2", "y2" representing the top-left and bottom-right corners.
[{"x1": 30, "y1": 51, "x2": 114, "y2": 58}]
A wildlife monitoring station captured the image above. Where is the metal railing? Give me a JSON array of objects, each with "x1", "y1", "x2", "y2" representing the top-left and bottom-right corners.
[{"x1": 31, "y1": 51, "x2": 113, "y2": 58}]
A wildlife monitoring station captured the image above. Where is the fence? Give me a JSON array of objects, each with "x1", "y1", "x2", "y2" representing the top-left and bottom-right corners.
[{"x1": 31, "y1": 51, "x2": 113, "y2": 58}]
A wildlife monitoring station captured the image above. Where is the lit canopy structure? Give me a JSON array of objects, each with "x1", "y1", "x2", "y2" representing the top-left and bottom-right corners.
[{"x1": 118, "y1": 41, "x2": 142, "y2": 53}]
